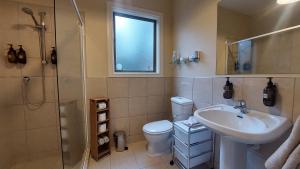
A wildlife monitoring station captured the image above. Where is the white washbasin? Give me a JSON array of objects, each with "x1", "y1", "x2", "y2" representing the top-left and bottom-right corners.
[{"x1": 194, "y1": 104, "x2": 291, "y2": 144}]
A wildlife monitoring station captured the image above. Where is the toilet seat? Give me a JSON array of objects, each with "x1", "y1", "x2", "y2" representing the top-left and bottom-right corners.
[{"x1": 143, "y1": 120, "x2": 173, "y2": 134}]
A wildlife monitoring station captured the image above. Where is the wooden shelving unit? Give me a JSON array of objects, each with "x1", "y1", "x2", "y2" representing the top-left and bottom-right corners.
[{"x1": 90, "y1": 97, "x2": 111, "y2": 160}]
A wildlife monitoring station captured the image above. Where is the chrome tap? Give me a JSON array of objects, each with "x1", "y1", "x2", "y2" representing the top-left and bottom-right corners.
[{"x1": 234, "y1": 100, "x2": 248, "y2": 114}]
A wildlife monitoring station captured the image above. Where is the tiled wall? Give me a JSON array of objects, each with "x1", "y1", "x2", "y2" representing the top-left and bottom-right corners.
[
  {"x1": 174, "y1": 77, "x2": 299, "y2": 122},
  {"x1": 86, "y1": 77, "x2": 173, "y2": 143},
  {"x1": 87, "y1": 76, "x2": 300, "y2": 146},
  {"x1": 0, "y1": 1, "x2": 60, "y2": 169}
]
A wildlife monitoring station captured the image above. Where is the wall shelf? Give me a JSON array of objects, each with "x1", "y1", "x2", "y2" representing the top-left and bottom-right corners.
[{"x1": 90, "y1": 97, "x2": 111, "y2": 161}]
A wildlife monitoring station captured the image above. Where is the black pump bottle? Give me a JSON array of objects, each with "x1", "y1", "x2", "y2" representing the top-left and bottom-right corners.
[
  {"x1": 50, "y1": 47, "x2": 57, "y2": 64},
  {"x1": 263, "y1": 78, "x2": 277, "y2": 107},
  {"x1": 223, "y1": 77, "x2": 234, "y2": 99},
  {"x1": 17, "y1": 45, "x2": 27, "y2": 64},
  {"x1": 7, "y1": 44, "x2": 18, "y2": 63}
]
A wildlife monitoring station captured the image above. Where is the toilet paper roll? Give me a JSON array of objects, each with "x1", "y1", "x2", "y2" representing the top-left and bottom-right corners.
[
  {"x1": 98, "y1": 138, "x2": 105, "y2": 145},
  {"x1": 103, "y1": 136, "x2": 110, "y2": 143},
  {"x1": 97, "y1": 102, "x2": 107, "y2": 110},
  {"x1": 98, "y1": 113, "x2": 106, "y2": 122},
  {"x1": 98, "y1": 124, "x2": 107, "y2": 133}
]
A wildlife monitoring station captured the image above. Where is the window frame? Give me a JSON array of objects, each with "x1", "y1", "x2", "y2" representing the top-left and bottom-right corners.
[
  {"x1": 107, "y1": 3, "x2": 163, "y2": 77},
  {"x1": 113, "y1": 12, "x2": 158, "y2": 73}
]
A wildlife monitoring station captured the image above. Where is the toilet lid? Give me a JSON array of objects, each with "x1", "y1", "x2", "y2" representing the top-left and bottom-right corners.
[{"x1": 143, "y1": 120, "x2": 173, "y2": 134}]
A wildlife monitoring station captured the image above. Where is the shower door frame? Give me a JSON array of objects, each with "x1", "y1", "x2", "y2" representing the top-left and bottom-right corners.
[
  {"x1": 55, "y1": 0, "x2": 90, "y2": 168},
  {"x1": 67, "y1": 0, "x2": 90, "y2": 168}
]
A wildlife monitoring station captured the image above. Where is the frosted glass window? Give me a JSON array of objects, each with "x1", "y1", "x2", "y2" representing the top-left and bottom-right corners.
[{"x1": 113, "y1": 12, "x2": 157, "y2": 72}]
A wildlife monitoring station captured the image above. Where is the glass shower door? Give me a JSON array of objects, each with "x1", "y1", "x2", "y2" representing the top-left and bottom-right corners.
[{"x1": 55, "y1": 0, "x2": 87, "y2": 168}]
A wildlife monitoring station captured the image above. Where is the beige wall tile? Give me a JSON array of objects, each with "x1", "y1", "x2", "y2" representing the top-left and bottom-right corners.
[
  {"x1": 25, "y1": 103, "x2": 57, "y2": 129},
  {"x1": 21, "y1": 58, "x2": 55, "y2": 77},
  {"x1": 293, "y1": 78, "x2": 300, "y2": 123},
  {"x1": 129, "y1": 78, "x2": 147, "y2": 97},
  {"x1": 129, "y1": 97, "x2": 147, "y2": 117},
  {"x1": 27, "y1": 127, "x2": 59, "y2": 155},
  {"x1": 128, "y1": 135, "x2": 145, "y2": 143},
  {"x1": 147, "y1": 113, "x2": 167, "y2": 123},
  {"x1": 174, "y1": 77, "x2": 194, "y2": 99},
  {"x1": 110, "y1": 118, "x2": 130, "y2": 137},
  {"x1": 0, "y1": 1, "x2": 18, "y2": 31},
  {"x1": 107, "y1": 78, "x2": 129, "y2": 98},
  {"x1": 212, "y1": 77, "x2": 243, "y2": 106},
  {"x1": 0, "y1": 77, "x2": 23, "y2": 106},
  {"x1": 129, "y1": 116, "x2": 147, "y2": 136},
  {"x1": 147, "y1": 78, "x2": 164, "y2": 96},
  {"x1": 21, "y1": 58, "x2": 41, "y2": 76},
  {"x1": 86, "y1": 77, "x2": 107, "y2": 99},
  {"x1": 24, "y1": 77, "x2": 56, "y2": 104},
  {"x1": 147, "y1": 96, "x2": 165, "y2": 115},
  {"x1": 164, "y1": 77, "x2": 174, "y2": 96},
  {"x1": 269, "y1": 78, "x2": 295, "y2": 121},
  {"x1": 11, "y1": 131, "x2": 28, "y2": 164},
  {"x1": 193, "y1": 78, "x2": 213, "y2": 109},
  {"x1": 110, "y1": 98, "x2": 129, "y2": 118},
  {"x1": 0, "y1": 136, "x2": 13, "y2": 169},
  {"x1": 0, "y1": 105, "x2": 25, "y2": 135},
  {"x1": 242, "y1": 78, "x2": 268, "y2": 112}
]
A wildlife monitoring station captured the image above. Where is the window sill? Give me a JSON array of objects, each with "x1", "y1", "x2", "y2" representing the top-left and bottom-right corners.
[{"x1": 108, "y1": 72, "x2": 163, "y2": 77}]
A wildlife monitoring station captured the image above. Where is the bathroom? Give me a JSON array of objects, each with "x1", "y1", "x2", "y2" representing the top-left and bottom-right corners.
[{"x1": 0, "y1": 0, "x2": 300, "y2": 169}]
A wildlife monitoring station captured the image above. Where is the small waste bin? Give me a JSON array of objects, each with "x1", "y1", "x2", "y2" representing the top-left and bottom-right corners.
[{"x1": 113, "y1": 131, "x2": 128, "y2": 152}]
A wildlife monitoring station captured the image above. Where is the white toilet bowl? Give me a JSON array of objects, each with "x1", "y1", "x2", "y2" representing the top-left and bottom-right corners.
[{"x1": 143, "y1": 120, "x2": 173, "y2": 156}]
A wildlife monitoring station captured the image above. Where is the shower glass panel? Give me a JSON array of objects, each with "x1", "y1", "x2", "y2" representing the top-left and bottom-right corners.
[{"x1": 55, "y1": 0, "x2": 87, "y2": 168}]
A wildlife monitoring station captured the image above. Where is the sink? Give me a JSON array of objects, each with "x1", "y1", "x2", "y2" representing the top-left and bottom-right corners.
[
  {"x1": 194, "y1": 104, "x2": 291, "y2": 169},
  {"x1": 194, "y1": 104, "x2": 291, "y2": 144}
]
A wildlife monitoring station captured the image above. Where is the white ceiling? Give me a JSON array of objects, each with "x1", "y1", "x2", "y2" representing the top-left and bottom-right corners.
[{"x1": 219, "y1": 0, "x2": 276, "y2": 16}]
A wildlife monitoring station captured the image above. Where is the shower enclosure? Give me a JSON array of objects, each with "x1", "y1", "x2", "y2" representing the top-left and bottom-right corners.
[{"x1": 0, "y1": 0, "x2": 88, "y2": 168}]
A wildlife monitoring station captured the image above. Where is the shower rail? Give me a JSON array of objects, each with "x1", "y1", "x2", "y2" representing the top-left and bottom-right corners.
[{"x1": 228, "y1": 24, "x2": 300, "y2": 45}]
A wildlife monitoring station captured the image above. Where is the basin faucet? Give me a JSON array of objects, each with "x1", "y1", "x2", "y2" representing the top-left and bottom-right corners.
[{"x1": 234, "y1": 100, "x2": 248, "y2": 114}]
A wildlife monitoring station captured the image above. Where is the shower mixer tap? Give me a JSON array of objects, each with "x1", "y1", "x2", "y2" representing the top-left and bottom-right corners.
[{"x1": 23, "y1": 76, "x2": 30, "y2": 84}]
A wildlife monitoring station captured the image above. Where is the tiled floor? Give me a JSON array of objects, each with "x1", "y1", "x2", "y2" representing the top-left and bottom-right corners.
[
  {"x1": 89, "y1": 141, "x2": 211, "y2": 169},
  {"x1": 10, "y1": 156, "x2": 62, "y2": 169}
]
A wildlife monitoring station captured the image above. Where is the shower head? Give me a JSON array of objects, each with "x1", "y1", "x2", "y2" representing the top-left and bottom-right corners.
[
  {"x1": 22, "y1": 7, "x2": 33, "y2": 15},
  {"x1": 21, "y1": 7, "x2": 39, "y2": 26}
]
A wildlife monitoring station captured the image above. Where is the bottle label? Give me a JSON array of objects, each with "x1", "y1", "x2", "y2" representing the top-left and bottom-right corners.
[{"x1": 263, "y1": 93, "x2": 268, "y2": 99}]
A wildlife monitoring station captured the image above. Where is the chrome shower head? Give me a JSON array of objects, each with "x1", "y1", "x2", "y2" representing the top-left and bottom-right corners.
[
  {"x1": 22, "y1": 7, "x2": 33, "y2": 15},
  {"x1": 21, "y1": 7, "x2": 39, "y2": 26}
]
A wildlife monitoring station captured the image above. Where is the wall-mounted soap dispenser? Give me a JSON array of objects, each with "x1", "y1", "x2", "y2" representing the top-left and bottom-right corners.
[
  {"x1": 223, "y1": 77, "x2": 234, "y2": 99},
  {"x1": 50, "y1": 47, "x2": 57, "y2": 65},
  {"x1": 17, "y1": 45, "x2": 27, "y2": 64},
  {"x1": 263, "y1": 78, "x2": 277, "y2": 107},
  {"x1": 7, "y1": 44, "x2": 18, "y2": 63}
]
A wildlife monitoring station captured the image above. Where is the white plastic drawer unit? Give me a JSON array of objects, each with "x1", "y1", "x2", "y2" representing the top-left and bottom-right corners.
[
  {"x1": 174, "y1": 136, "x2": 212, "y2": 157},
  {"x1": 175, "y1": 147, "x2": 211, "y2": 169},
  {"x1": 174, "y1": 121, "x2": 212, "y2": 145}
]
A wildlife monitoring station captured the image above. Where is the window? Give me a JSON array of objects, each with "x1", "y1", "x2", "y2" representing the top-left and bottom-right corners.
[{"x1": 113, "y1": 12, "x2": 157, "y2": 73}]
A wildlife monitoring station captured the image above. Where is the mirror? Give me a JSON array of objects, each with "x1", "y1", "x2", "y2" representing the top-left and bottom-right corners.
[{"x1": 217, "y1": 0, "x2": 300, "y2": 75}]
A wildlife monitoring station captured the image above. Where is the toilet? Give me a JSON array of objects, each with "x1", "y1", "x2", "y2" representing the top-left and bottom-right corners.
[{"x1": 143, "y1": 97, "x2": 193, "y2": 156}]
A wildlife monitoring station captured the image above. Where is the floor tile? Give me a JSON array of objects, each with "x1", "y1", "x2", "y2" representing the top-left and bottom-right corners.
[{"x1": 88, "y1": 141, "x2": 211, "y2": 169}]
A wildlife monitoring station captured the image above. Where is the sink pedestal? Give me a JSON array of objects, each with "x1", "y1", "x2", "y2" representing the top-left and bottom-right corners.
[{"x1": 220, "y1": 136, "x2": 247, "y2": 169}]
